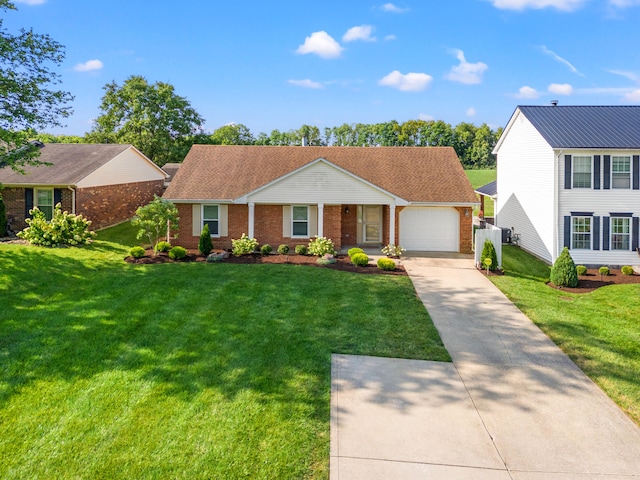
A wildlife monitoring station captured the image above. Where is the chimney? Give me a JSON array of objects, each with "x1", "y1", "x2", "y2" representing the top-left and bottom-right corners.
[
  {"x1": 550, "y1": 100, "x2": 558, "y2": 106},
  {"x1": 301, "y1": 137, "x2": 308, "y2": 147}
]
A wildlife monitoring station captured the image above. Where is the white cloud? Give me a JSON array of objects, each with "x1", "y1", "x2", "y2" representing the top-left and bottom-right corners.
[
  {"x1": 419, "y1": 113, "x2": 434, "y2": 121},
  {"x1": 446, "y1": 50, "x2": 488, "y2": 85},
  {"x1": 609, "y1": 0, "x2": 640, "y2": 7},
  {"x1": 489, "y1": 0, "x2": 586, "y2": 11},
  {"x1": 466, "y1": 107, "x2": 477, "y2": 117},
  {"x1": 624, "y1": 89, "x2": 640, "y2": 101},
  {"x1": 378, "y1": 70, "x2": 433, "y2": 92},
  {"x1": 515, "y1": 86, "x2": 540, "y2": 98},
  {"x1": 540, "y1": 46, "x2": 583, "y2": 76},
  {"x1": 607, "y1": 69, "x2": 639, "y2": 82},
  {"x1": 73, "y1": 59, "x2": 104, "y2": 72},
  {"x1": 380, "y1": 3, "x2": 410, "y2": 13},
  {"x1": 14, "y1": 0, "x2": 47, "y2": 5},
  {"x1": 384, "y1": 34, "x2": 397, "y2": 41},
  {"x1": 288, "y1": 79, "x2": 324, "y2": 89},
  {"x1": 343, "y1": 25, "x2": 376, "y2": 43},
  {"x1": 296, "y1": 31, "x2": 343, "y2": 59},
  {"x1": 548, "y1": 83, "x2": 573, "y2": 95}
]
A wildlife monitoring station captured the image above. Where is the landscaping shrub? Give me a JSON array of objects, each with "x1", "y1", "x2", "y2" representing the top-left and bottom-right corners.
[
  {"x1": 295, "y1": 244, "x2": 307, "y2": 255},
  {"x1": 232, "y1": 233, "x2": 258, "y2": 255},
  {"x1": 377, "y1": 257, "x2": 396, "y2": 271},
  {"x1": 347, "y1": 247, "x2": 365, "y2": 258},
  {"x1": 307, "y1": 236, "x2": 335, "y2": 256},
  {"x1": 131, "y1": 195, "x2": 179, "y2": 256},
  {"x1": 198, "y1": 224, "x2": 213, "y2": 256},
  {"x1": 550, "y1": 246, "x2": 578, "y2": 287},
  {"x1": 351, "y1": 252, "x2": 369, "y2": 266},
  {"x1": 621, "y1": 265, "x2": 634, "y2": 276},
  {"x1": 277, "y1": 244, "x2": 290, "y2": 255},
  {"x1": 156, "y1": 241, "x2": 172, "y2": 253},
  {"x1": 599, "y1": 266, "x2": 610, "y2": 276},
  {"x1": 18, "y1": 204, "x2": 95, "y2": 247},
  {"x1": 168, "y1": 246, "x2": 187, "y2": 260},
  {"x1": 129, "y1": 246, "x2": 146, "y2": 258},
  {"x1": 480, "y1": 239, "x2": 498, "y2": 271},
  {"x1": 576, "y1": 265, "x2": 587, "y2": 276},
  {"x1": 381, "y1": 244, "x2": 405, "y2": 258},
  {"x1": 260, "y1": 244, "x2": 272, "y2": 255},
  {"x1": 0, "y1": 193, "x2": 6, "y2": 237}
]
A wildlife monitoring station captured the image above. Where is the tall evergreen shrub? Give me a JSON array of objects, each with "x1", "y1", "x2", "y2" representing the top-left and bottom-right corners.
[
  {"x1": 550, "y1": 247, "x2": 579, "y2": 287},
  {"x1": 199, "y1": 223, "x2": 213, "y2": 255},
  {"x1": 480, "y1": 239, "x2": 498, "y2": 271}
]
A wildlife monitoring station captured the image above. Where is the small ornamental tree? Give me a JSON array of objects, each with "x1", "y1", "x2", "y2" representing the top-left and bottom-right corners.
[
  {"x1": 550, "y1": 246, "x2": 579, "y2": 287},
  {"x1": 199, "y1": 223, "x2": 213, "y2": 256},
  {"x1": 480, "y1": 239, "x2": 498, "y2": 271},
  {"x1": 131, "y1": 196, "x2": 179, "y2": 255}
]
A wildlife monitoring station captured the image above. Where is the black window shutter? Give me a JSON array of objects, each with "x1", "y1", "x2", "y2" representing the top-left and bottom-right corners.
[
  {"x1": 593, "y1": 155, "x2": 601, "y2": 190},
  {"x1": 592, "y1": 216, "x2": 600, "y2": 250},
  {"x1": 602, "y1": 216, "x2": 610, "y2": 251},
  {"x1": 54, "y1": 188, "x2": 62, "y2": 206},
  {"x1": 603, "y1": 155, "x2": 611, "y2": 189},
  {"x1": 25, "y1": 188, "x2": 34, "y2": 216},
  {"x1": 633, "y1": 217, "x2": 639, "y2": 251},
  {"x1": 633, "y1": 155, "x2": 639, "y2": 190},
  {"x1": 564, "y1": 155, "x2": 572, "y2": 189},
  {"x1": 564, "y1": 216, "x2": 571, "y2": 248}
]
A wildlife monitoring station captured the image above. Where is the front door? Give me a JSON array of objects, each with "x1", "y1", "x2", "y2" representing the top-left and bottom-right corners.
[{"x1": 363, "y1": 205, "x2": 382, "y2": 243}]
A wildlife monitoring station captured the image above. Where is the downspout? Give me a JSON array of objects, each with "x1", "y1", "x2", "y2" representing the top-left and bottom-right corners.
[{"x1": 67, "y1": 186, "x2": 76, "y2": 214}]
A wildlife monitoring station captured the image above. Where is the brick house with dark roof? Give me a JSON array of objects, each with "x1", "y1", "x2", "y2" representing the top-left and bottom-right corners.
[
  {"x1": 163, "y1": 145, "x2": 478, "y2": 252},
  {"x1": 0, "y1": 143, "x2": 168, "y2": 232}
]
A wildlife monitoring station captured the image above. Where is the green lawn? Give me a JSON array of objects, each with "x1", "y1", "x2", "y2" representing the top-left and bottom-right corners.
[
  {"x1": 490, "y1": 246, "x2": 640, "y2": 425},
  {"x1": 0, "y1": 227, "x2": 449, "y2": 479},
  {"x1": 465, "y1": 169, "x2": 496, "y2": 217}
]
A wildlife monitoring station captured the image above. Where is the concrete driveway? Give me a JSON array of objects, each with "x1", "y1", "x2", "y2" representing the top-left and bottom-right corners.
[{"x1": 330, "y1": 254, "x2": 640, "y2": 479}]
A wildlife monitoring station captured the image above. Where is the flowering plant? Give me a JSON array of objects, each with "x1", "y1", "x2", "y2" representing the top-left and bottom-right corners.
[
  {"x1": 18, "y1": 204, "x2": 95, "y2": 247},
  {"x1": 381, "y1": 244, "x2": 405, "y2": 258}
]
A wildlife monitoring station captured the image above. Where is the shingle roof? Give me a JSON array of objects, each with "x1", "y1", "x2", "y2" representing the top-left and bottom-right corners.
[
  {"x1": 163, "y1": 145, "x2": 478, "y2": 204},
  {"x1": 518, "y1": 105, "x2": 640, "y2": 149},
  {"x1": 0, "y1": 143, "x2": 131, "y2": 185},
  {"x1": 475, "y1": 181, "x2": 497, "y2": 197}
]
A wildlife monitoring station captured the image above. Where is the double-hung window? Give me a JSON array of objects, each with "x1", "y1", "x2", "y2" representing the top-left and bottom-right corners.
[
  {"x1": 572, "y1": 216, "x2": 591, "y2": 249},
  {"x1": 35, "y1": 188, "x2": 54, "y2": 220},
  {"x1": 611, "y1": 156, "x2": 631, "y2": 189},
  {"x1": 203, "y1": 205, "x2": 219, "y2": 236},
  {"x1": 291, "y1": 206, "x2": 309, "y2": 237},
  {"x1": 611, "y1": 217, "x2": 630, "y2": 250},
  {"x1": 572, "y1": 156, "x2": 591, "y2": 188}
]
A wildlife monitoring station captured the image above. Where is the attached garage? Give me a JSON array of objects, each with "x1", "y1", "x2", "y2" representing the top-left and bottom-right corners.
[{"x1": 399, "y1": 207, "x2": 460, "y2": 251}]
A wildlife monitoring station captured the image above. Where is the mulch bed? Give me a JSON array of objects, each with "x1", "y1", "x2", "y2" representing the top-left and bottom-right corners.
[
  {"x1": 548, "y1": 268, "x2": 640, "y2": 293},
  {"x1": 124, "y1": 250, "x2": 407, "y2": 276}
]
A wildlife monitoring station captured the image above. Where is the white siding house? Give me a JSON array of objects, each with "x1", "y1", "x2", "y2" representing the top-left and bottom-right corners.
[{"x1": 494, "y1": 105, "x2": 640, "y2": 267}]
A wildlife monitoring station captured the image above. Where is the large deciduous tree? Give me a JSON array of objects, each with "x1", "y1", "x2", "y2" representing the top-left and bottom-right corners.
[
  {"x1": 0, "y1": 0, "x2": 73, "y2": 170},
  {"x1": 90, "y1": 75, "x2": 204, "y2": 166}
]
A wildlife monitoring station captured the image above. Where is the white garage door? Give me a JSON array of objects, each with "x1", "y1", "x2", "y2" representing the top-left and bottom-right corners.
[{"x1": 399, "y1": 207, "x2": 459, "y2": 251}]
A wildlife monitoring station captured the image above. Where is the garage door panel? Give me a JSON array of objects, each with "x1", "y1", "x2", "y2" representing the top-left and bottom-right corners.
[{"x1": 400, "y1": 207, "x2": 459, "y2": 251}]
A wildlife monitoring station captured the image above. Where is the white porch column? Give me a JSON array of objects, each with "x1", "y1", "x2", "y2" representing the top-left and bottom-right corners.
[
  {"x1": 389, "y1": 204, "x2": 396, "y2": 245},
  {"x1": 317, "y1": 203, "x2": 324, "y2": 237},
  {"x1": 248, "y1": 202, "x2": 255, "y2": 238}
]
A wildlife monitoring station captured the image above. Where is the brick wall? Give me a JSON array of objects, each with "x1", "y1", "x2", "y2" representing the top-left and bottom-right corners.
[
  {"x1": 456, "y1": 206, "x2": 473, "y2": 253},
  {"x1": 1, "y1": 187, "x2": 73, "y2": 232},
  {"x1": 340, "y1": 204, "x2": 357, "y2": 247},
  {"x1": 76, "y1": 180, "x2": 164, "y2": 230}
]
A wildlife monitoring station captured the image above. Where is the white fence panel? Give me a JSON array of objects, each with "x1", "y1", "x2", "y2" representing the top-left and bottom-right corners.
[{"x1": 475, "y1": 224, "x2": 503, "y2": 268}]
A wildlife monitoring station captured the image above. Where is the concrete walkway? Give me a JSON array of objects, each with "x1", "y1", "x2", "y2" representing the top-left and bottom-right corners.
[{"x1": 330, "y1": 254, "x2": 640, "y2": 479}]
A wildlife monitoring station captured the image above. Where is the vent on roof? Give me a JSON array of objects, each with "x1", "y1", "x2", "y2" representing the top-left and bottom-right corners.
[
  {"x1": 550, "y1": 100, "x2": 558, "y2": 106},
  {"x1": 29, "y1": 140, "x2": 45, "y2": 148}
]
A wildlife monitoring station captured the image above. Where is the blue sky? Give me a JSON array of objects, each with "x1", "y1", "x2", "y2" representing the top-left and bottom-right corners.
[{"x1": 6, "y1": 0, "x2": 640, "y2": 135}]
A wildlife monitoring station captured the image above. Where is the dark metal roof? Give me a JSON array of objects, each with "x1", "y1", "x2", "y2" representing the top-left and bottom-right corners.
[
  {"x1": 518, "y1": 105, "x2": 640, "y2": 149},
  {"x1": 475, "y1": 180, "x2": 497, "y2": 197}
]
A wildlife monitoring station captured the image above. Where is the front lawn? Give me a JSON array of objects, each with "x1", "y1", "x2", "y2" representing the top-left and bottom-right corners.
[
  {"x1": 490, "y1": 246, "x2": 640, "y2": 425},
  {"x1": 0, "y1": 228, "x2": 449, "y2": 479}
]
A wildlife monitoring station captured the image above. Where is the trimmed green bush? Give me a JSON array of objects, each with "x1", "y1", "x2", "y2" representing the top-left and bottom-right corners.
[
  {"x1": 129, "y1": 246, "x2": 146, "y2": 258},
  {"x1": 576, "y1": 265, "x2": 587, "y2": 276},
  {"x1": 232, "y1": 233, "x2": 258, "y2": 255},
  {"x1": 621, "y1": 265, "x2": 634, "y2": 276},
  {"x1": 260, "y1": 244, "x2": 272, "y2": 255},
  {"x1": 295, "y1": 244, "x2": 307, "y2": 255},
  {"x1": 347, "y1": 247, "x2": 365, "y2": 258},
  {"x1": 277, "y1": 244, "x2": 290, "y2": 255},
  {"x1": 198, "y1": 224, "x2": 213, "y2": 256},
  {"x1": 377, "y1": 257, "x2": 396, "y2": 271},
  {"x1": 351, "y1": 252, "x2": 369, "y2": 266},
  {"x1": 550, "y1": 247, "x2": 579, "y2": 287},
  {"x1": 480, "y1": 239, "x2": 498, "y2": 271},
  {"x1": 156, "y1": 241, "x2": 172, "y2": 253},
  {"x1": 307, "y1": 236, "x2": 335, "y2": 256},
  {"x1": 168, "y1": 246, "x2": 187, "y2": 260},
  {"x1": 599, "y1": 266, "x2": 610, "y2": 276}
]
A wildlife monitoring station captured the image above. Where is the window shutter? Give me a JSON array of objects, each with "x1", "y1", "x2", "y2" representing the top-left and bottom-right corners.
[
  {"x1": 602, "y1": 216, "x2": 610, "y2": 251},
  {"x1": 592, "y1": 216, "x2": 600, "y2": 250},
  {"x1": 25, "y1": 188, "x2": 34, "y2": 216},
  {"x1": 309, "y1": 206, "x2": 318, "y2": 237},
  {"x1": 633, "y1": 155, "x2": 639, "y2": 190},
  {"x1": 563, "y1": 216, "x2": 571, "y2": 248},
  {"x1": 219, "y1": 205, "x2": 228, "y2": 237},
  {"x1": 593, "y1": 155, "x2": 601, "y2": 190},
  {"x1": 282, "y1": 206, "x2": 291, "y2": 237},
  {"x1": 632, "y1": 217, "x2": 639, "y2": 251},
  {"x1": 54, "y1": 188, "x2": 62, "y2": 206},
  {"x1": 603, "y1": 155, "x2": 611, "y2": 189},
  {"x1": 192, "y1": 204, "x2": 202, "y2": 236},
  {"x1": 564, "y1": 155, "x2": 572, "y2": 189}
]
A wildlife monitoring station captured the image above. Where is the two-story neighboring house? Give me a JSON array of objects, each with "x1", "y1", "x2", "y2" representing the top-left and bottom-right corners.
[{"x1": 494, "y1": 105, "x2": 640, "y2": 267}]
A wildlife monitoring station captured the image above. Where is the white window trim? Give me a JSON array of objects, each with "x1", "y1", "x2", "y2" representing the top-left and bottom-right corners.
[
  {"x1": 610, "y1": 217, "x2": 630, "y2": 251},
  {"x1": 571, "y1": 216, "x2": 592, "y2": 250},
  {"x1": 291, "y1": 205, "x2": 309, "y2": 238},
  {"x1": 611, "y1": 156, "x2": 631, "y2": 190},
  {"x1": 572, "y1": 155, "x2": 592, "y2": 189},
  {"x1": 202, "y1": 204, "x2": 220, "y2": 237}
]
